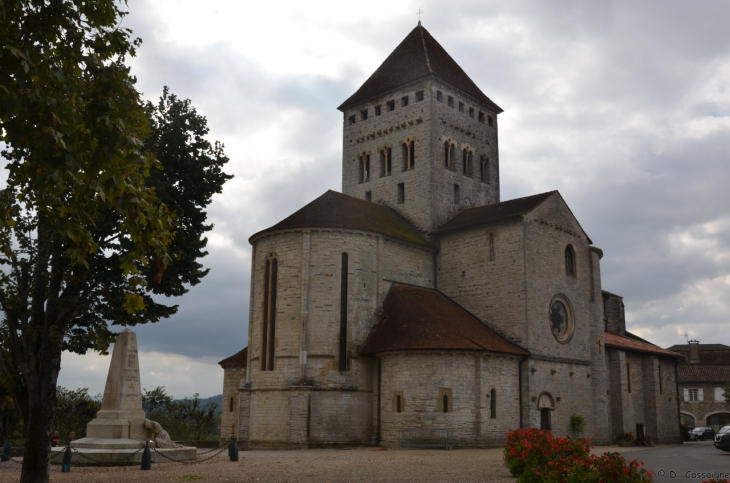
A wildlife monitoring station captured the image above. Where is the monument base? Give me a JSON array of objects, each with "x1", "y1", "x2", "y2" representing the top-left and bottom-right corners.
[
  {"x1": 50, "y1": 445, "x2": 197, "y2": 466},
  {"x1": 71, "y1": 437, "x2": 145, "y2": 450}
]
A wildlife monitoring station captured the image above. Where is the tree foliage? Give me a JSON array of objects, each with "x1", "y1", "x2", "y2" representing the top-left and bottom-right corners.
[
  {"x1": 53, "y1": 387, "x2": 100, "y2": 442},
  {"x1": 142, "y1": 387, "x2": 220, "y2": 441},
  {"x1": 0, "y1": 2, "x2": 230, "y2": 481}
]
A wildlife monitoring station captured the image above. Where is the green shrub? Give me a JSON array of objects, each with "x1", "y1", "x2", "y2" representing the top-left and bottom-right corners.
[{"x1": 570, "y1": 413, "x2": 586, "y2": 436}]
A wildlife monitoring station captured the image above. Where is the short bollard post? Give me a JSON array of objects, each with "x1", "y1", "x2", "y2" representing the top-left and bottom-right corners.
[
  {"x1": 1, "y1": 441, "x2": 11, "y2": 462},
  {"x1": 61, "y1": 444, "x2": 72, "y2": 472},
  {"x1": 141, "y1": 441, "x2": 152, "y2": 470},
  {"x1": 230, "y1": 437, "x2": 239, "y2": 462}
]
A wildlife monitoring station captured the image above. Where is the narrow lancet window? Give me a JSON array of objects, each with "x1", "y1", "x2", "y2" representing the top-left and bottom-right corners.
[
  {"x1": 490, "y1": 389, "x2": 496, "y2": 419},
  {"x1": 565, "y1": 245, "x2": 575, "y2": 276},
  {"x1": 396, "y1": 395, "x2": 402, "y2": 413},
  {"x1": 386, "y1": 148, "x2": 392, "y2": 175},
  {"x1": 489, "y1": 233, "x2": 495, "y2": 262},
  {"x1": 444, "y1": 141, "x2": 450, "y2": 167},
  {"x1": 339, "y1": 253, "x2": 349, "y2": 372},
  {"x1": 402, "y1": 143, "x2": 409, "y2": 170},
  {"x1": 442, "y1": 395, "x2": 449, "y2": 413},
  {"x1": 449, "y1": 144, "x2": 456, "y2": 169},
  {"x1": 267, "y1": 258, "x2": 278, "y2": 371},
  {"x1": 261, "y1": 260, "x2": 270, "y2": 370}
]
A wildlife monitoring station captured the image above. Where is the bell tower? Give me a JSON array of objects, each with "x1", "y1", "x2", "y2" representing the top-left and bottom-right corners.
[{"x1": 338, "y1": 23, "x2": 503, "y2": 234}]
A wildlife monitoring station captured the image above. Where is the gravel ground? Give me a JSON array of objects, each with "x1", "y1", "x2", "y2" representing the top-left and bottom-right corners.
[{"x1": 0, "y1": 445, "x2": 659, "y2": 483}]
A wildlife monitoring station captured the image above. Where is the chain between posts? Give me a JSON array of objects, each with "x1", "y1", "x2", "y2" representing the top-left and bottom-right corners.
[
  {"x1": 71, "y1": 446, "x2": 144, "y2": 465},
  {"x1": 195, "y1": 440, "x2": 230, "y2": 455},
  {"x1": 151, "y1": 442, "x2": 230, "y2": 464}
]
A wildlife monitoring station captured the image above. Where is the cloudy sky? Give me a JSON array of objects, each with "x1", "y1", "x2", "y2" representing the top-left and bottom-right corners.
[{"x1": 55, "y1": 0, "x2": 730, "y2": 398}]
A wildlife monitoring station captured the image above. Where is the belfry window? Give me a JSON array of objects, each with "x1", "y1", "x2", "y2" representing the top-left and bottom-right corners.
[
  {"x1": 401, "y1": 95, "x2": 409, "y2": 107},
  {"x1": 261, "y1": 258, "x2": 278, "y2": 371},
  {"x1": 339, "y1": 253, "x2": 349, "y2": 372},
  {"x1": 348, "y1": 115, "x2": 355, "y2": 125},
  {"x1": 436, "y1": 90, "x2": 443, "y2": 102},
  {"x1": 449, "y1": 144, "x2": 456, "y2": 170},
  {"x1": 490, "y1": 389, "x2": 496, "y2": 419},
  {"x1": 448, "y1": 96, "x2": 454, "y2": 107},
  {"x1": 360, "y1": 109, "x2": 368, "y2": 121},
  {"x1": 408, "y1": 141, "x2": 415, "y2": 169},
  {"x1": 488, "y1": 115, "x2": 494, "y2": 126},
  {"x1": 387, "y1": 100, "x2": 395, "y2": 111},
  {"x1": 401, "y1": 143, "x2": 409, "y2": 170},
  {"x1": 416, "y1": 90, "x2": 424, "y2": 101},
  {"x1": 480, "y1": 156, "x2": 490, "y2": 184},
  {"x1": 565, "y1": 245, "x2": 575, "y2": 277},
  {"x1": 469, "y1": 107, "x2": 475, "y2": 118},
  {"x1": 478, "y1": 112, "x2": 485, "y2": 123},
  {"x1": 375, "y1": 105, "x2": 381, "y2": 116},
  {"x1": 397, "y1": 183, "x2": 405, "y2": 204},
  {"x1": 444, "y1": 141, "x2": 450, "y2": 167},
  {"x1": 462, "y1": 149, "x2": 468, "y2": 174},
  {"x1": 459, "y1": 101, "x2": 464, "y2": 113},
  {"x1": 360, "y1": 155, "x2": 370, "y2": 182}
]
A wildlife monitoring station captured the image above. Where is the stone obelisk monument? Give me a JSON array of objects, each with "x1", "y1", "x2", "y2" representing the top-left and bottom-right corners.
[{"x1": 72, "y1": 328, "x2": 148, "y2": 449}]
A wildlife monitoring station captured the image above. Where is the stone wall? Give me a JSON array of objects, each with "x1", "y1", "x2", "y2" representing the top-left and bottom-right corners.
[
  {"x1": 603, "y1": 292, "x2": 625, "y2": 335},
  {"x1": 341, "y1": 76, "x2": 500, "y2": 233},
  {"x1": 678, "y1": 382, "x2": 730, "y2": 427},
  {"x1": 220, "y1": 364, "x2": 245, "y2": 441},
  {"x1": 378, "y1": 351, "x2": 521, "y2": 447}
]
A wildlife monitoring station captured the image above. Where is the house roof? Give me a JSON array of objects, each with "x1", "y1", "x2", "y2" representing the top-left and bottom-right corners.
[
  {"x1": 218, "y1": 347, "x2": 247, "y2": 367},
  {"x1": 604, "y1": 331, "x2": 683, "y2": 359},
  {"x1": 249, "y1": 190, "x2": 435, "y2": 249},
  {"x1": 677, "y1": 365, "x2": 730, "y2": 383},
  {"x1": 667, "y1": 343, "x2": 730, "y2": 352},
  {"x1": 338, "y1": 24, "x2": 502, "y2": 113},
  {"x1": 666, "y1": 343, "x2": 730, "y2": 365},
  {"x1": 359, "y1": 284, "x2": 528, "y2": 357}
]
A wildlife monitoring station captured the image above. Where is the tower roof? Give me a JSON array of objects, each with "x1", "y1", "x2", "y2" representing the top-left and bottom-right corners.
[{"x1": 338, "y1": 24, "x2": 502, "y2": 113}]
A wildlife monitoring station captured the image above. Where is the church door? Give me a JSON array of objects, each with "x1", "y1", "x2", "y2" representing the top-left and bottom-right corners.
[{"x1": 540, "y1": 408, "x2": 551, "y2": 431}]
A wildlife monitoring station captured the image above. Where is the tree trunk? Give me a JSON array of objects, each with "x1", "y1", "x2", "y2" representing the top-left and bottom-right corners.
[{"x1": 19, "y1": 342, "x2": 62, "y2": 483}]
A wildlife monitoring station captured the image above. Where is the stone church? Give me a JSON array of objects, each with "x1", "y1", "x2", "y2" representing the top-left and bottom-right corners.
[{"x1": 219, "y1": 23, "x2": 683, "y2": 447}]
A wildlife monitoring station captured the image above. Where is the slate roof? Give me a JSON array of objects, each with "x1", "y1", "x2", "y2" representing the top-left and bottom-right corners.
[
  {"x1": 436, "y1": 191, "x2": 555, "y2": 234},
  {"x1": 218, "y1": 347, "x2": 247, "y2": 367},
  {"x1": 677, "y1": 365, "x2": 730, "y2": 383},
  {"x1": 604, "y1": 331, "x2": 683, "y2": 358},
  {"x1": 359, "y1": 284, "x2": 528, "y2": 357},
  {"x1": 249, "y1": 190, "x2": 435, "y2": 249},
  {"x1": 338, "y1": 24, "x2": 502, "y2": 112}
]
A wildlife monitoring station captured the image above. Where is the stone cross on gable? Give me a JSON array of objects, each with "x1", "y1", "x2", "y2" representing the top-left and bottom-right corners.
[{"x1": 417, "y1": 9, "x2": 423, "y2": 23}]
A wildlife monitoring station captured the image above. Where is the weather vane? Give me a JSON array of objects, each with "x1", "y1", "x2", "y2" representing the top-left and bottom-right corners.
[{"x1": 417, "y1": 8, "x2": 423, "y2": 23}]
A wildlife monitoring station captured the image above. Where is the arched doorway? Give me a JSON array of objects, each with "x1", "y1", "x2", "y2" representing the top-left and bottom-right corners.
[
  {"x1": 706, "y1": 413, "x2": 730, "y2": 429},
  {"x1": 680, "y1": 412, "x2": 696, "y2": 428},
  {"x1": 537, "y1": 392, "x2": 555, "y2": 431}
]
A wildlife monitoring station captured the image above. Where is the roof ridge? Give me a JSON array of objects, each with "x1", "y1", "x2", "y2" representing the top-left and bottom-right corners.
[{"x1": 418, "y1": 25, "x2": 433, "y2": 73}]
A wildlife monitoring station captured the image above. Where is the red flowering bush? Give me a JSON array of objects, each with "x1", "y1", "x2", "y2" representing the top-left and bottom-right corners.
[{"x1": 504, "y1": 429, "x2": 653, "y2": 483}]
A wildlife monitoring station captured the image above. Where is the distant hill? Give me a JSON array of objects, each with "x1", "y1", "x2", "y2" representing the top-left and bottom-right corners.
[{"x1": 171, "y1": 394, "x2": 223, "y2": 414}]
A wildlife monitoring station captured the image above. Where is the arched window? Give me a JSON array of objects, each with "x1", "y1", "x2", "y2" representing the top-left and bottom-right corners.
[
  {"x1": 408, "y1": 140, "x2": 415, "y2": 169},
  {"x1": 379, "y1": 151, "x2": 386, "y2": 177},
  {"x1": 442, "y1": 395, "x2": 449, "y2": 413},
  {"x1": 339, "y1": 253, "x2": 349, "y2": 372},
  {"x1": 565, "y1": 245, "x2": 575, "y2": 277},
  {"x1": 261, "y1": 258, "x2": 278, "y2": 371},
  {"x1": 361, "y1": 155, "x2": 370, "y2": 182},
  {"x1": 467, "y1": 151, "x2": 473, "y2": 177},
  {"x1": 386, "y1": 148, "x2": 392, "y2": 175},
  {"x1": 444, "y1": 141, "x2": 450, "y2": 167},
  {"x1": 490, "y1": 389, "x2": 496, "y2": 419},
  {"x1": 462, "y1": 149, "x2": 468, "y2": 174},
  {"x1": 480, "y1": 156, "x2": 490, "y2": 184},
  {"x1": 396, "y1": 395, "x2": 402, "y2": 413},
  {"x1": 449, "y1": 144, "x2": 456, "y2": 170},
  {"x1": 402, "y1": 143, "x2": 409, "y2": 171},
  {"x1": 230, "y1": 397, "x2": 234, "y2": 412}
]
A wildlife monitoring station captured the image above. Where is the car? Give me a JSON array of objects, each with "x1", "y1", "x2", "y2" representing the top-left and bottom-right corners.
[
  {"x1": 692, "y1": 427, "x2": 716, "y2": 441},
  {"x1": 714, "y1": 426, "x2": 730, "y2": 451}
]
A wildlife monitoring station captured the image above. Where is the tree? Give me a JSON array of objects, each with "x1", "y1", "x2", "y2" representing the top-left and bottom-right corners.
[
  {"x1": 53, "y1": 387, "x2": 100, "y2": 442},
  {"x1": 165, "y1": 394, "x2": 220, "y2": 441},
  {"x1": 0, "y1": 3, "x2": 229, "y2": 482},
  {"x1": 142, "y1": 386, "x2": 173, "y2": 417}
]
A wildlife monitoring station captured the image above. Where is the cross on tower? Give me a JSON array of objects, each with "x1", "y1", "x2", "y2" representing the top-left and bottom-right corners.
[{"x1": 417, "y1": 9, "x2": 423, "y2": 23}]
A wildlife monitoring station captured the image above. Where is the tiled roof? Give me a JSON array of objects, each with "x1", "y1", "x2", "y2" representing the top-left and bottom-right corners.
[
  {"x1": 338, "y1": 24, "x2": 502, "y2": 112},
  {"x1": 359, "y1": 284, "x2": 528, "y2": 357},
  {"x1": 249, "y1": 190, "x2": 435, "y2": 249},
  {"x1": 604, "y1": 331, "x2": 683, "y2": 358},
  {"x1": 677, "y1": 365, "x2": 730, "y2": 383},
  {"x1": 667, "y1": 343, "x2": 730, "y2": 351},
  {"x1": 218, "y1": 347, "x2": 247, "y2": 366},
  {"x1": 436, "y1": 191, "x2": 555, "y2": 234}
]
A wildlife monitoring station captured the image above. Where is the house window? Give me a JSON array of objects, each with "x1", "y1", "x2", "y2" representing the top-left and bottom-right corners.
[
  {"x1": 459, "y1": 102, "x2": 464, "y2": 113},
  {"x1": 360, "y1": 109, "x2": 368, "y2": 121},
  {"x1": 565, "y1": 245, "x2": 575, "y2": 277},
  {"x1": 365, "y1": 191, "x2": 371, "y2": 202},
  {"x1": 387, "y1": 100, "x2": 395, "y2": 111},
  {"x1": 374, "y1": 105, "x2": 381, "y2": 116},
  {"x1": 261, "y1": 258, "x2": 278, "y2": 371},
  {"x1": 689, "y1": 389, "x2": 698, "y2": 401},
  {"x1": 490, "y1": 389, "x2": 496, "y2": 419},
  {"x1": 436, "y1": 90, "x2": 443, "y2": 102},
  {"x1": 454, "y1": 184, "x2": 460, "y2": 204},
  {"x1": 339, "y1": 253, "x2": 349, "y2": 372},
  {"x1": 401, "y1": 95, "x2": 409, "y2": 107},
  {"x1": 469, "y1": 107, "x2": 475, "y2": 118},
  {"x1": 416, "y1": 90, "x2": 424, "y2": 101},
  {"x1": 448, "y1": 96, "x2": 454, "y2": 107},
  {"x1": 348, "y1": 115, "x2": 356, "y2": 125},
  {"x1": 397, "y1": 183, "x2": 404, "y2": 204}
]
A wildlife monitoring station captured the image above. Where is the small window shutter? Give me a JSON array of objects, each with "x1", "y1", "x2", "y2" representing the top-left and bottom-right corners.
[
  {"x1": 698, "y1": 388, "x2": 704, "y2": 402},
  {"x1": 716, "y1": 387, "x2": 725, "y2": 402},
  {"x1": 683, "y1": 388, "x2": 689, "y2": 402}
]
